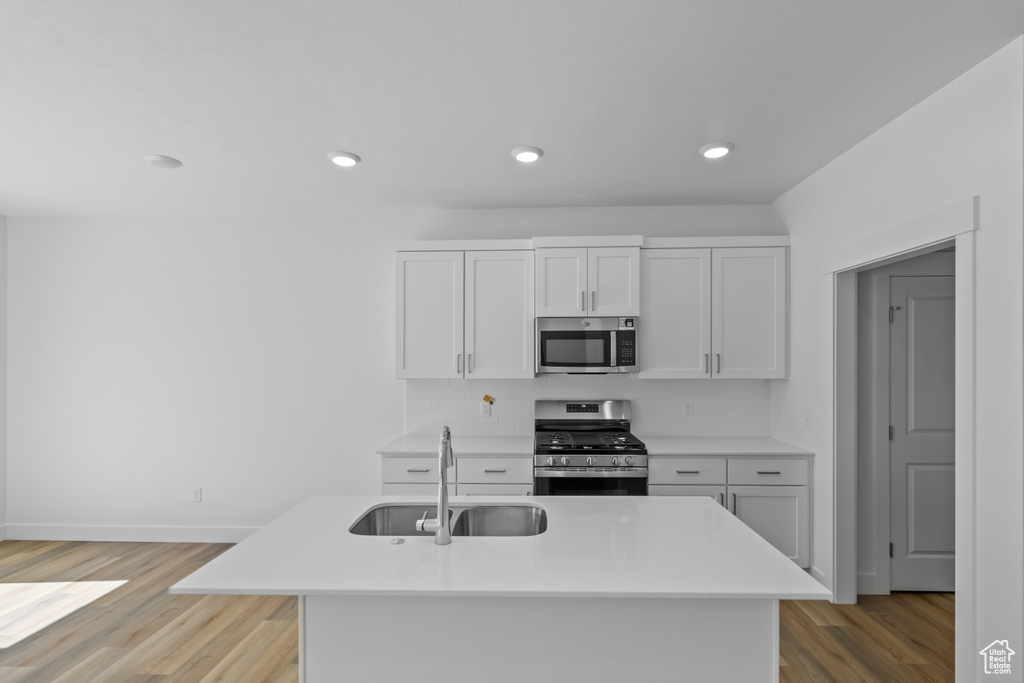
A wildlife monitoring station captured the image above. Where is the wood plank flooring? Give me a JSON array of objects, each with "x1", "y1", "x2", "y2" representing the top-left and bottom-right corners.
[
  {"x1": 0, "y1": 541, "x2": 297, "y2": 682},
  {"x1": 0, "y1": 540, "x2": 953, "y2": 682}
]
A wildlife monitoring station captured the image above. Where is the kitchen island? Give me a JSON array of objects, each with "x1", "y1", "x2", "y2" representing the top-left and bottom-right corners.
[{"x1": 171, "y1": 495, "x2": 831, "y2": 682}]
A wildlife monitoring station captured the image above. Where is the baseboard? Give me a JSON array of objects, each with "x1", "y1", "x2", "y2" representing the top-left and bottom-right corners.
[
  {"x1": 4, "y1": 524, "x2": 259, "y2": 544},
  {"x1": 809, "y1": 565, "x2": 828, "y2": 588},
  {"x1": 857, "y1": 571, "x2": 887, "y2": 595},
  {"x1": 0, "y1": 524, "x2": 7, "y2": 541}
]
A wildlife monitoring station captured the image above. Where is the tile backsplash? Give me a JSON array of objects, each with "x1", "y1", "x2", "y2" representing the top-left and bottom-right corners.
[{"x1": 405, "y1": 375, "x2": 770, "y2": 438}]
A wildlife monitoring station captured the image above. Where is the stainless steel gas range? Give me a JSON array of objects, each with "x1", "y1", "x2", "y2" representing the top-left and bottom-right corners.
[{"x1": 533, "y1": 399, "x2": 648, "y2": 496}]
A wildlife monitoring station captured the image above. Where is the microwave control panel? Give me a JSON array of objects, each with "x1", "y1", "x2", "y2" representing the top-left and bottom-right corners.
[{"x1": 617, "y1": 318, "x2": 636, "y2": 366}]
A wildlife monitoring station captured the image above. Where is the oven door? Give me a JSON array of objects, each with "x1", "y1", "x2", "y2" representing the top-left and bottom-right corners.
[{"x1": 534, "y1": 468, "x2": 648, "y2": 496}]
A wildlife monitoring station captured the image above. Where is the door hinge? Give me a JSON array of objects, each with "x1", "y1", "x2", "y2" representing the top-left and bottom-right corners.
[
  {"x1": 889, "y1": 305, "x2": 902, "y2": 323},
  {"x1": 889, "y1": 543, "x2": 894, "y2": 558},
  {"x1": 889, "y1": 425, "x2": 894, "y2": 441}
]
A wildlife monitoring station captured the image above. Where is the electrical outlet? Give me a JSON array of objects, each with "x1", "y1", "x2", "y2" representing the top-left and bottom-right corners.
[
  {"x1": 480, "y1": 402, "x2": 491, "y2": 417},
  {"x1": 192, "y1": 488, "x2": 202, "y2": 503},
  {"x1": 682, "y1": 401, "x2": 694, "y2": 417}
]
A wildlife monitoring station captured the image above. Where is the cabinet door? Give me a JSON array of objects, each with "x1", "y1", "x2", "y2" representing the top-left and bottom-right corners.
[
  {"x1": 536, "y1": 248, "x2": 588, "y2": 317},
  {"x1": 648, "y1": 484, "x2": 726, "y2": 506},
  {"x1": 465, "y1": 251, "x2": 535, "y2": 378},
  {"x1": 639, "y1": 249, "x2": 711, "y2": 378},
  {"x1": 712, "y1": 248, "x2": 787, "y2": 378},
  {"x1": 588, "y1": 247, "x2": 640, "y2": 316},
  {"x1": 728, "y1": 485, "x2": 809, "y2": 567},
  {"x1": 395, "y1": 252, "x2": 464, "y2": 378},
  {"x1": 457, "y1": 483, "x2": 533, "y2": 496}
]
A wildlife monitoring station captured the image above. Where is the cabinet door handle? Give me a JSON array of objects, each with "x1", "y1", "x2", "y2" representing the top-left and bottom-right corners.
[
  {"x1": 716, "y1": 353, "x2": 721, "y2": 374},
  {"x1": 731, "y1": 493, "x2": 737, "y2": 513},
  {"x1": 468, "y1": 353, "x2": 474, "y2": 373},
  {"x1": 457, "y1": 353, "x2": 463, "y2": 373},
  {"x1": 407, "y1": 468, "x2": 430, "y2": 473},
  {"x1": 756, "y1": 471, "x2": 782, "y2": 475},
  {"x1": 591, "y1": 290, "x2": 596, "y2": 311},
  {"x1": 717, "y1": 492, "x2": 724, "y2": 506},
  {"x1": 676, "y1": 470, "x2": 700, "y2": 475},
  {"x1": 484, "y1": 469, "x2": 507, "y2": 474},
  {"x1": 581, "y1": 290, "x2": 586, "y2": 311},
  {"x1": 704, "y1": 353, "x2": 709, "y2": 374}
]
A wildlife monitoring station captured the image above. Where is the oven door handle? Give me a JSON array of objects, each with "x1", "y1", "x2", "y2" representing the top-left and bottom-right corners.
[{"x1": 533, "y1": 468, "x2": 648, "y2": 478}]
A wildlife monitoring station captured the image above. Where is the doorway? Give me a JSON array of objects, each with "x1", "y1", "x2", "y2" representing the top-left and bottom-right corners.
[{"x1": 856, "y1": 250, "x2": 955, "y2": 594}]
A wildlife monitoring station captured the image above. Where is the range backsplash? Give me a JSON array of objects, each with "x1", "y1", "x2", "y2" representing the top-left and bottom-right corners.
[{"x1": 405, "y1": 375, "x2": 771, "y2": 438}]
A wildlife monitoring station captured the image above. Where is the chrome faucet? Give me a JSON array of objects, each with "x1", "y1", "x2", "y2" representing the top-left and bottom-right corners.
[{"x1": 415, "y1": 426, "x2": 455, "y2": 544}]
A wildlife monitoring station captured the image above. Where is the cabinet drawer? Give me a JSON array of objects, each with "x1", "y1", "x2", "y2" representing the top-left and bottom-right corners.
[
  {"x1": 382, "y1": 457, "x2": 446, "y2": 484},
  {"x1": 648, "y1": 458, "x2": 726, "y2": 485},
  {"x1": 381, "y1": 483, "x2": 456, "y2": 497},
  {"x1": 457, "y1": 483, "x2": 533, "y2": 496},
  {"x1": 648, "y1": 485, "x2": 726, "y2": 506},
  {"x1": 457, "y1": 457, "x2": 533, "y2": 484},
  {"x1": 727, "y1": 458, "x2": 808, "y2": 486}
]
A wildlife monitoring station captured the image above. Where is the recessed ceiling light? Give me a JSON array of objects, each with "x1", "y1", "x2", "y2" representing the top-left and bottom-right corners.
[
  {"x1": 699, "y1": 142, "x2": 734, "y2": 159},
  {"x1": 144, "y1": 154, "x2": 182, "y2": 169},
  {"x1": 328, "y1": 151, "x2": 361, "y2": 167},
  {"x1": 512, "y1": 146, "x2": 543, "y2": 163}
]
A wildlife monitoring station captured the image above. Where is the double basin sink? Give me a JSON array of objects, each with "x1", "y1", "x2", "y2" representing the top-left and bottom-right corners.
[{"x1": 350, "y1": 503, "x2": 547, "y2": 538}]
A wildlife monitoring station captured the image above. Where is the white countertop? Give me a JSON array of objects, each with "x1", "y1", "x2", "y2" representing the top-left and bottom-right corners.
[
  {"x1": 170, "y1": 495, "x2": 830, "y2": 601},
  {"x1": 644, "y1": 437, "x2": 813, "y2": 457},
  {"x1": 377, "y1": 435, "x2": 812, "y2": 457}
]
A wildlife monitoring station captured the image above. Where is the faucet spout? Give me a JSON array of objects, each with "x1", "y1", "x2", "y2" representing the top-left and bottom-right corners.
[{"x1": 415, "y1": 426, "x2": 455, "y2": 544}]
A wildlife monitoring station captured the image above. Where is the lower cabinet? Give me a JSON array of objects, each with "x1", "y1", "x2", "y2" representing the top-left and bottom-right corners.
[
  {"x1": 381, "y1": 455, "x2": 534, "y2": 496},
  {"x1": 649, "y1": 455, "x2": 810, "y2": 568},
  {"x1": 457, "y1": 456, "x2": 533, "y2": 496}
]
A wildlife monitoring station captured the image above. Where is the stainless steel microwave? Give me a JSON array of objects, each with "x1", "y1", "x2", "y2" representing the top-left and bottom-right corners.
[{"x1": 536, "y1": 317, "x2": 638, "y2": 374}]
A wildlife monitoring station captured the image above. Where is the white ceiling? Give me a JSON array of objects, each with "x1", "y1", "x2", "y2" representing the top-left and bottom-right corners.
[{"x1": 1, "y1": 1, "x2": 1021, "y2": 216}]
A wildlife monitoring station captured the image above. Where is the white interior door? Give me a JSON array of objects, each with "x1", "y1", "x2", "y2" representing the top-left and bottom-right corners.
[{"x1": 890, "y1": 275, "x2": 955, "y2": 591}]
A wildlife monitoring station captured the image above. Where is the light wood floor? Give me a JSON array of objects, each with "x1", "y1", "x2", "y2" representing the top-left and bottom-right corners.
[{"x1": 0, "y1": 540, "x2": 953, "y2": 682}]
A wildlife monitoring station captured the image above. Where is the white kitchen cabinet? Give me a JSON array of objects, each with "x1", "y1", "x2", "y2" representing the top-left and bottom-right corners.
[
  {"x1": 712, "y1": 247, "x2": 787, "y2": 379},
  {"x1": 648, "y1": 454, "x2": 810, "y2": 567},
  {"x1": 638, "y1": 247, "x2": 786, "y2": 379},
  {"x1": 639, "y1": 249, "x2": 711, "y2": 378},
  {"x1": 381, "y1": 456, "x2": 456, "y2": 496},
  {"x1": 456, "y1": 456, "x2": 533, "y2": 496},
  {"x1": 728, "y1": 485, "x2": 809, "y2": 568},
  {"x1": 395, "y1": 251, "x2": 464, "y2": 379},
  {"x1": 536, "y1": 247, "x2": 639, "y2": 317},
  {"x1": 396, "y1": 250, "x2": 534, "y2": 379}
]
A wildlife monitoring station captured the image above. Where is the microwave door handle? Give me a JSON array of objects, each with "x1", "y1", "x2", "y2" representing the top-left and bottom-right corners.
[{"x1": 610, "y1": 330, "x2": 617, "y2": 367}]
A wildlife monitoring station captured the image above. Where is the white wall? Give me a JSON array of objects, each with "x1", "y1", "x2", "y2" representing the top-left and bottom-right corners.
[
  {"x1": 0, "y1": 215, "x2": 6, "y2": 539},
  {"x1": 407, "y1": 376, "x2": 771, "y2": 437},
  {"x1": 5, "y1": 205, "x2": 780, "y2": 541},
  {"x1": 771, "y1": 37, "x2": 1023, "y2": 679}
]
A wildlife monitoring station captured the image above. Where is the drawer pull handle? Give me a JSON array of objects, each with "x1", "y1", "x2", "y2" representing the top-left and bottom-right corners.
[
  {"x1": 756, "y1": 470, "x2": 782, "y2": 475},
  {"x1": 675, "y1": 470, "x2": 700, "y2": 474},
  {"x1": 484, "y1": 469, "x2": 507, "y2": 474},
  {"x1": 407, "y1": 468, "x2": 430, "y2": 473}
]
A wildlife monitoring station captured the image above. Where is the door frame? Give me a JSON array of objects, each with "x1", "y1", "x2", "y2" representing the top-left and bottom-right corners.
[
  {"x1": 859, "y1": 252, "x2": 955, "y2": 594},
  {"x1": 825, "y1": 196, "x2": 976, "y2": 679}
]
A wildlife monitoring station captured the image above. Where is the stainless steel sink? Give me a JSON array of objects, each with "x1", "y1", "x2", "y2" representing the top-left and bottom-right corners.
[
  {"x1": 349, "y1": 503, "x2": 546, "y2": 537},
  {"x1": 348, "y1": 504, "x2": 453, "y2": 536},
  {"x1": 451, "y1": 504, "x2": 547, "y2": 537}
]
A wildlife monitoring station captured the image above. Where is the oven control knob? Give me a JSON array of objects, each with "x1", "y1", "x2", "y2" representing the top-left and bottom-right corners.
[
  {"x1": 560, "y1": 456, "x2": 570, "y2": 466},
  {"x1": 611, "y1": 456, "x2": 619, "y2": 466},
  {"x1": 586, "y1": 456, "x2": 594, "y2": 466},
  {"x1": 546, "y1": 456, "x2": 555, "y2": 466},
  {"x1": 624, "y1": 455, "x2": 635, "y2": 466}
]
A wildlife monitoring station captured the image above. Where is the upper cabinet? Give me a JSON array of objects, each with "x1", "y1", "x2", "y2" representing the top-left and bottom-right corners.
[
  {"x1": 535, "y1": 247, "x2": 640, "y2": 317},
  {"x1": 640, "y1": 247, "x2": 787, "y2": 379},
  {"x1": 396, "y1": 250, "x2": 535, "y2": 379}
]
